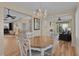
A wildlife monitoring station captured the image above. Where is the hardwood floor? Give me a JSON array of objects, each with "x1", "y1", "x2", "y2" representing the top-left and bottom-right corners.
[
  {"x1": 4, "y1": 35, "x2": 20, "y2": 56},
  {"x1": 4, "y1": 35, "x2": 76, "y2": 56},
  {"x1": 52, "y1": 40, "x2": 76, "y2": 56}
]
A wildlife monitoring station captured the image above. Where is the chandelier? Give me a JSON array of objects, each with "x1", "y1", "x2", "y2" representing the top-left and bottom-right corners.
[{"x1": 33, "y1": 9, "x2": 47, "y2": 18}]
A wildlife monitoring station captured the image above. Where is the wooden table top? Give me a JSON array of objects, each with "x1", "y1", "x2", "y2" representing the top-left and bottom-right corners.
[{"x1": 31, "y1": 36, "x2": 53, "y2": 48}]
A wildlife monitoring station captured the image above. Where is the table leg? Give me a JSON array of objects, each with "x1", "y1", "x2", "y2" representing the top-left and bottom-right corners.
[{"x1": 41, "y1": 49, "x2": 44, "y2": 56}]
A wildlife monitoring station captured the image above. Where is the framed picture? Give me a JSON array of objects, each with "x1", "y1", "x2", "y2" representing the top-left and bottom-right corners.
[{"x1": 34, "y1": 18, "x2": 40, "y2": 30}]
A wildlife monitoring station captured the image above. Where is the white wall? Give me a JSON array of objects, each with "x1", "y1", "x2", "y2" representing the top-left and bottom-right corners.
[
  {"x1": 75, "y1": 6, "x2": 79, "y2": 55},
  {"x1": 32, "y1": 18, "x2": 41, "y2": 37},
  {"x1": 41, "y1": 17, "x2": 50, "y2": 36}
]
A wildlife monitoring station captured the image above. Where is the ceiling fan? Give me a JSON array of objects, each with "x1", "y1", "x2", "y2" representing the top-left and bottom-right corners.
[{"x1": 5, "y1": 9, "x2": 16, "y2": 19}]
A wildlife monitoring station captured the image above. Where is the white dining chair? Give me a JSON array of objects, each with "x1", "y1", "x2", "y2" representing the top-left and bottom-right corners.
[
  {"x1": 18, "y1": 31, "x2": 32, "y2": 56},
  {"x1": 17, "y1": 31, "x2": 27, "y2": 56}
]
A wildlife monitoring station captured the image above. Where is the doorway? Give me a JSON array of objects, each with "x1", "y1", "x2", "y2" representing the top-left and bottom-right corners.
[
  {"x1": 4, "y1": 22, "x2": 13, "y2": 35},
  {"x1": 56, "y1": 22, "x2": 72, "y2": 42}
]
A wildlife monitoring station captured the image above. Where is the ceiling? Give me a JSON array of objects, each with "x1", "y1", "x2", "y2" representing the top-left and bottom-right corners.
[
  {"x1": 4, "y1": 2, "x2": 78, "y2": 23},
  {"x1": 10, "y1": 2, "x2": 78, "y2": 15},
  {"x1": 4, "y1": 8, "x2": 32, "y2": 23}
]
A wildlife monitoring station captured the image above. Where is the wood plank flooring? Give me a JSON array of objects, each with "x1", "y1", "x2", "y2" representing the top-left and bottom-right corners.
[
  {"x1": 4, "y1": 35, "x2": 76, "y2": 56},
  {"x1": 4, "y1": 35, "x2": 20, "y2": 56},
  {"x1": 52, "y1": 40, "x2": 76, "y2": 56}
]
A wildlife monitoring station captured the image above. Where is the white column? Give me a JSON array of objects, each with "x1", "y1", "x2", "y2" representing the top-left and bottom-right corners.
[
  {"x1": 71, "y1": 13, "x2": 76, "y2": 47},
  {"x1": 75, "y1": 6, "x2": 79, "y2": 55},
  {"x1": 0, "y1": 7, "x2": 4, "y2": 55}
]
